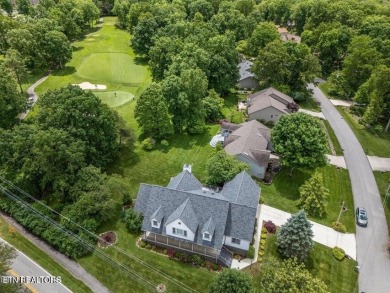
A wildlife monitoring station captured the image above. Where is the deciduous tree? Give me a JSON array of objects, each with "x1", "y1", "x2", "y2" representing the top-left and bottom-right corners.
[
  {"x1": 208, "y1": 269, "x2": 253, "y2": 293},
  {"x1": 3, "y1": 49, "x2": 28, "y2": 93},
  {"x1": 247, "y1": 22, "x2": 279, "y2": 56},
  {"x1": 271, "y1": 113, "x2": 329, "y2": 174},
  {"x1": 277, "y1": 210, "x2": 314, "y2": 261}
]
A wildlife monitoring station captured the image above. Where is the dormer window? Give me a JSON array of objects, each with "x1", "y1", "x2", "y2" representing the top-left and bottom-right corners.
[
  {"x1": 203, "y1": 232, "x2": 211, "y2": 241},
  {"x1": 151, "y1": 219, "x2": 160, "y2": 228}
]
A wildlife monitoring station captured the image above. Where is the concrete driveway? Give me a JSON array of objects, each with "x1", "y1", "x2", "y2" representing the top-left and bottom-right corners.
[
  {"x1": 327, "y1": 155, "x2": 390, "y2": 171},
  {"x1": 258, "y1": 205, "x2": 357, "y2": 259},
  {"x1": 309, "y1": 84, "x2": 390, "y2": 292},
  {"x1": 298, "y1": 108, "x2": 326, "y2": 120}
]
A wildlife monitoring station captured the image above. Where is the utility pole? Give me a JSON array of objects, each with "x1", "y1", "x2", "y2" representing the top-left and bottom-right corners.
[{"x1": 336, "y1": 201, "x2": 346, "y2": 225}]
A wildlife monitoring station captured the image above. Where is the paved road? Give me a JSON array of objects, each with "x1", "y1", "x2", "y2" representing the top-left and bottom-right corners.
[
  {"x1": 19, "y1": 75, "x2": 49, "y2": 120},
  {"x1": 0, "y1": 238, "x2": 71, "y2": 293},
  {"x1": 309, "y1": 84, "x2": 390, "y2": 292},
  {"x1": 2, "y1": 213, "x2": 111, "y2": 293}
]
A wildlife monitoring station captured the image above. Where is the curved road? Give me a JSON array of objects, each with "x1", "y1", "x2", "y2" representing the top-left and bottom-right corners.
[
  {"x1": 19, "y1": 75, "x2": 49, "y2": 120},
  {"x1": 310, "y1": 84, "x2": 390, "y2": 292}
]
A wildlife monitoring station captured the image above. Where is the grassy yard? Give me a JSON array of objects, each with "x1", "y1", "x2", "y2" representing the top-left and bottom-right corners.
[
  {"x1": 0, "y1": 217, "x2": 92, "y2": 293},
  {"x1": 221, "y1": 93, "x2": 245, "y2": 124},
  {"x1": 374, "y1": 172, "x2": 390, "y2": 234},
  {"x1": 33, "y1": 16, "x2": 150, "y2": 104},
  {"x1": 299, "y1": 97, "x2": 321, "y2": 112},
  {"x1": 322, "y1": 120, "x2": 344, "y2": 156},
  {"x1": 260, "y1": 165, "x2": 355, "y2": 232},
  {"x1": 337, "y1": 107, "x2": 390, "y2": 157},
  {"x1": 251, "y1": 234, "x2": 358, "y2": 293},
  {"x1": 318, "y1": 82, "x2": 332, "y2": 98}
]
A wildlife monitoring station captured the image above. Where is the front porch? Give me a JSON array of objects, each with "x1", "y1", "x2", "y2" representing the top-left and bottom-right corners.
[{"x1": 143, "y1": 232, "x2": 233, "y2": 266}]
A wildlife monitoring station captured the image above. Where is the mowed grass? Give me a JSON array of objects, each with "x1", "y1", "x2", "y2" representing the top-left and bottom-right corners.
[
  {"x1": 337, "y1": 107, "x2": 390, "y2": 157},
  {"x1": 259, "y1": 165, "x2": 355, "y2": 232},
  {"x1": 374, "y1": 172, "x2": 390, "y2": 234},
  {"x1": 322, "y1": 120, "x2": 344, "y2": 156},
  {"x1": 35, "y1": 17, "x2": 150, "y2": 97},
  {"x1": 94, "y1": 91, "x2": 134, "y2": 108},
  {"x1": 253, "y1": 234, "x2": 358, "y2": 293},
  {"x1": 0, "y1": 217, "x2": 92, "y2": 293}
]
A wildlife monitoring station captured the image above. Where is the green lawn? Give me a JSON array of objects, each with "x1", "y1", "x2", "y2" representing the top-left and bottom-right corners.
[
  {"x1": 322, "y1": 120, "x2": 344, "y2": 156},
  {"x1": 318, "y1": 82, "x2": 332, "y2": 98},
  {"x1": 94, "y1": 91, "x2": 135, "y2": 108},
  {"x1": 253, "y1": 234, "x2": 358, "y2": 293},
  {"x1": 337, "y1": 107, "x2": 390, "y2": 157},
  {"x1": 299, "y1": 97, "x2": 321, "y2": 112},
  {"x1": 221, "y1": 93, "x2": 245, "y2": 124},
  {"x1": 374, "y1": 172, "x2": 390, "y2": 234},
  {"x1": 260, "y1": 165, "x2": 355, "y2": 232},
  {"x1": 0, "y1": 217, "x2": 92, "y2": 293},
  {"x1": 34, "y1": 17, "x2": 150, "y2": 98}
]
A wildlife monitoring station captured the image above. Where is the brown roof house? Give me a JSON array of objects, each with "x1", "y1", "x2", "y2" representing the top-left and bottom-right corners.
[
  {"x1": 247, "y1": 87, "x2": 295, "y2": 123},
  {"x1": 221, "y1": 120, "x2": 273, "y2": 179},
  {"x1": 276, "y1": 25, "x2": 301, "y2": 43}
]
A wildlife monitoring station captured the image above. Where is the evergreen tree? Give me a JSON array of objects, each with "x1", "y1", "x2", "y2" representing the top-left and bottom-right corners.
[
  {"x1": 297, "y1": 171, "x2": 329, "y2": 217},
  {"x1": 277, "y1": 210, "x2": 314, "y2": 261}
]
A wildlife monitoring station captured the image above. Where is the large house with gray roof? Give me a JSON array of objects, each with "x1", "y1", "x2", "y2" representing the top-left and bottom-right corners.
[
  {"x1": 221, "y1": 120, "x2": 272, "y2": 179},
  {"x1": 134, "y1": 166, "x2": 260, "y2": 267},
  {"x1": 238, "y1": 60, "x2": 258, "y2": 89},
  {"x1": 247, "y1": 87, "x2": 295, "y2": 123}
]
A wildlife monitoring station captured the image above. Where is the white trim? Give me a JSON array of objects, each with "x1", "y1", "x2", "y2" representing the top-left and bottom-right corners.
[
  {"x1": 203, "y1": 232, "x2": 211, "y2": 241},
  {"x1": 151, "y1": 219, "x2": 160, "y2": 228}
]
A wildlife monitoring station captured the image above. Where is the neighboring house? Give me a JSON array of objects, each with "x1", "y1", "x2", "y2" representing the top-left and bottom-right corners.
[
  {"x1": 276, "y1": 25, "x2": 301, "y2": 43},
  {"x1": 247, "y1": 87, "x2": 294, "y2": 123},
  {"x1": 222, "y1": 120, "x2": 272, "y2": 179},
  {"x1": 134, "y1": 165, "x2": 260, "y2": 267},
  {"x1": 238, "y1": 60, "x2": 258, "y2": 89}
]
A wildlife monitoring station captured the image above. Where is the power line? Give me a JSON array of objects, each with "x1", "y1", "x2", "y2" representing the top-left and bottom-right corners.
[
  {"x1": 0, "y1": 184, "x2": 158, "y2": 292},
  {"x1": 0, "y1": 177, "x2": 199, "y2": 293}
]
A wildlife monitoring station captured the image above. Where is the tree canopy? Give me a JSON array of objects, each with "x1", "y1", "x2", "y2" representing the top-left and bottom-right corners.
[
  {"x1": 271, "y1": 113, "x2": 329, "y2": 172},
  {"x1": 208, "y1": 269, "x2": 253, "y2": 293}
]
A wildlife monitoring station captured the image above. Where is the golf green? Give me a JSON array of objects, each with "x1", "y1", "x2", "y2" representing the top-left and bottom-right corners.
[
  {"x1": 78, "y1": 53, "x2": 147, "y2": 86},
  {"x1": 94, "y1": 91, "x2": 134, "y2": 108}
]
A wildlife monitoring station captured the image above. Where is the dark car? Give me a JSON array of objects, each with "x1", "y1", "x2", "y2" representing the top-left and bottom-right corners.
[{"x1": 356, "y1": 207, "x2": 368, "y2": 227}]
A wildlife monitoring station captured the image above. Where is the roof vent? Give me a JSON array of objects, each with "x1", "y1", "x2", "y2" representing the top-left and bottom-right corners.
[{"x1": 183, "y1": 164, "x2": 192, "y2": 173}]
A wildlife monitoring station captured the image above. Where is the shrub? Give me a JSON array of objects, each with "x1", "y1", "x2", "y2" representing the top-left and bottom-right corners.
[
  {"x1": 160, "y1": 139, "x2": 169, "y2": 147},
  {"x1": 373, "y1": 124, "x2": 383, "y2": 132},
  {"x1": 332, "y1": 222, "x2": 347, "y2": 233},
  {"x1": 179, "y1": 253, "x2": 190, "y2": 263},
  {"x1": 261, "y1": 234, "x2": 267, "y2": 240},
  {"x1": 124, "y1": 208, "x2": 143, "y2": 233},
  {"x1": 258, "y1": 251, "x2": 264, "y2": 257},
  {"x1": 167, "y1": 248, "x2": 176, "y2": 259},
  {"x1": 139, "y1": 240, "x2": 146, "y2": 248},
  {"x1": 259, "y1": 197, "x2": 265, "y2": 204},
  {"x1": 260, "y1": 244, "x2": 265, "y2": 251},
  {"x1": 145, "y1": 244, "x2": 152, "y2": 250},
  {"x1": 257, "y1": 256, "x2": 262, "y2": 263},
  {"x1": 191, "y1": 254, "x2": 205, "y2": 267},
  {"x1": 122, "y1": 193, "x2": 133, "y2": 206},
  {"x1": 163, "y1": 249, "x2": 167, "y2": 255},
  {"x1": 264, "y1": 220, "x2": 276, "y2": 233},
  {"x1": 261, "y1": 227, "x2": 267, "y2": 234},
  {"x1": 332, "y1": 247, "x2": 346, "y2": 261},
  {"x1": 151, "y1": 245, "x2": 156, "y2": 251},
  {"x1": 212, "y1": 264, "x2": 220, "y2": 271},
  {"x1": 247, "y1": 246, "x2": 255, "y2": 259},
  {"x1": 142, "y1": 137, "x2": 155, "y2": 150},
  {"x1": 260, "y1": 239, "x2": 266, "y2": 246}
]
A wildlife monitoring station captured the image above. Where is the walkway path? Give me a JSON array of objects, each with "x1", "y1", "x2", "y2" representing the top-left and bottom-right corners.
[
  {"x1": 0, "y1": 237, "x2": 72, "y2": 293},
  {"x1": 1, "y1": 213, "x2": 111, "y2": 293},
  {"x1": 309, "y1": 83, "x2": 390, "y2": 292},
  {"x1": 19, "y1": 75, "x2": 49, "y2": 120},
  {"x1": 298, "y1": 108, "x2": 326, "y2": 120}
]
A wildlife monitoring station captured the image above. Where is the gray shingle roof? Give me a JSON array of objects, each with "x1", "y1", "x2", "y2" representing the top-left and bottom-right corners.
[
  {"x1": 223, "y1": 120, "x2": 271, "y2": 168},
  {"x1": 238, "y1": 60, "x2": 255, "y2": 81},
  {"x1": 247, "y1": 87, "x2": 294, "y2": 115},
  {"x1": 134, "y1": 170, "x2": 261, "y2": 250},
  {"x1": 165, "y1": 198, "x2": 198, "y2": 233},
  {"x1": 201, "y1": 217, "x2": 216, "y2": 235},
  {"x1": 167, "y1": 170, "x2": 202, "y2": 191},
  {"x1": 150, "y1": 206, "x2": 164, "y2": 222}
]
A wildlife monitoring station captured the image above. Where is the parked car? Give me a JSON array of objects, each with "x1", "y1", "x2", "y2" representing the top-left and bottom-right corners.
[{"x1": 356, "y1": 207, "x2": 368, "y2": 227}]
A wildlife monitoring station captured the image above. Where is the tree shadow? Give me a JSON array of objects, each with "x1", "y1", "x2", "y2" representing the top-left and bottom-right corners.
[
  {"x1": 107, "y1": 145, "x2": 141, "y2": 176},
  {"x1": 133, "y1": 56, "x2": 149, "y2": 66},
  {"x1": 272, "y1": 168, "x2": 312, "y2": 201},
  {"x1": 51, "y1": 66, "x2": 76, "y2": 76},
  {"x1": 72, "y1": 45, "x2": 84, "y2": 52}
]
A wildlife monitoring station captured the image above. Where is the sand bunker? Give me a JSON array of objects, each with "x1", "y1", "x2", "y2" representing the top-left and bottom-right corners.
[{"x1": 73, "y1": 82, "x2": 107, "y2": 90}]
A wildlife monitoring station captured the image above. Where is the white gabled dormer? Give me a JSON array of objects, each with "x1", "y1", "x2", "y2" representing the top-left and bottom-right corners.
[
  {"x1": 201, "y1": 217, "x2": 215, "y2": 242},
  {"x1": 150, "y1": 206, "x2": 164, "y2": 229},
  {"x1": 164, "y1": 198, "x2": 198, "y2": 241}
]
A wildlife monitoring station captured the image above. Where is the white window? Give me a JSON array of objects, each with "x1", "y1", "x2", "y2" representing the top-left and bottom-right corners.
[
  {"x1": 152, "y1": 220, "x2": 159, "y2": 227},
  {"x1": 203, "y1": 232, "x2": 211, "y2": 241},
  {"x1": 231, "y1": 238, "x2": 241, "y2": 245},
  {"x1": 172, "y1": 228, "x2": 187, "y2": 237}
]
